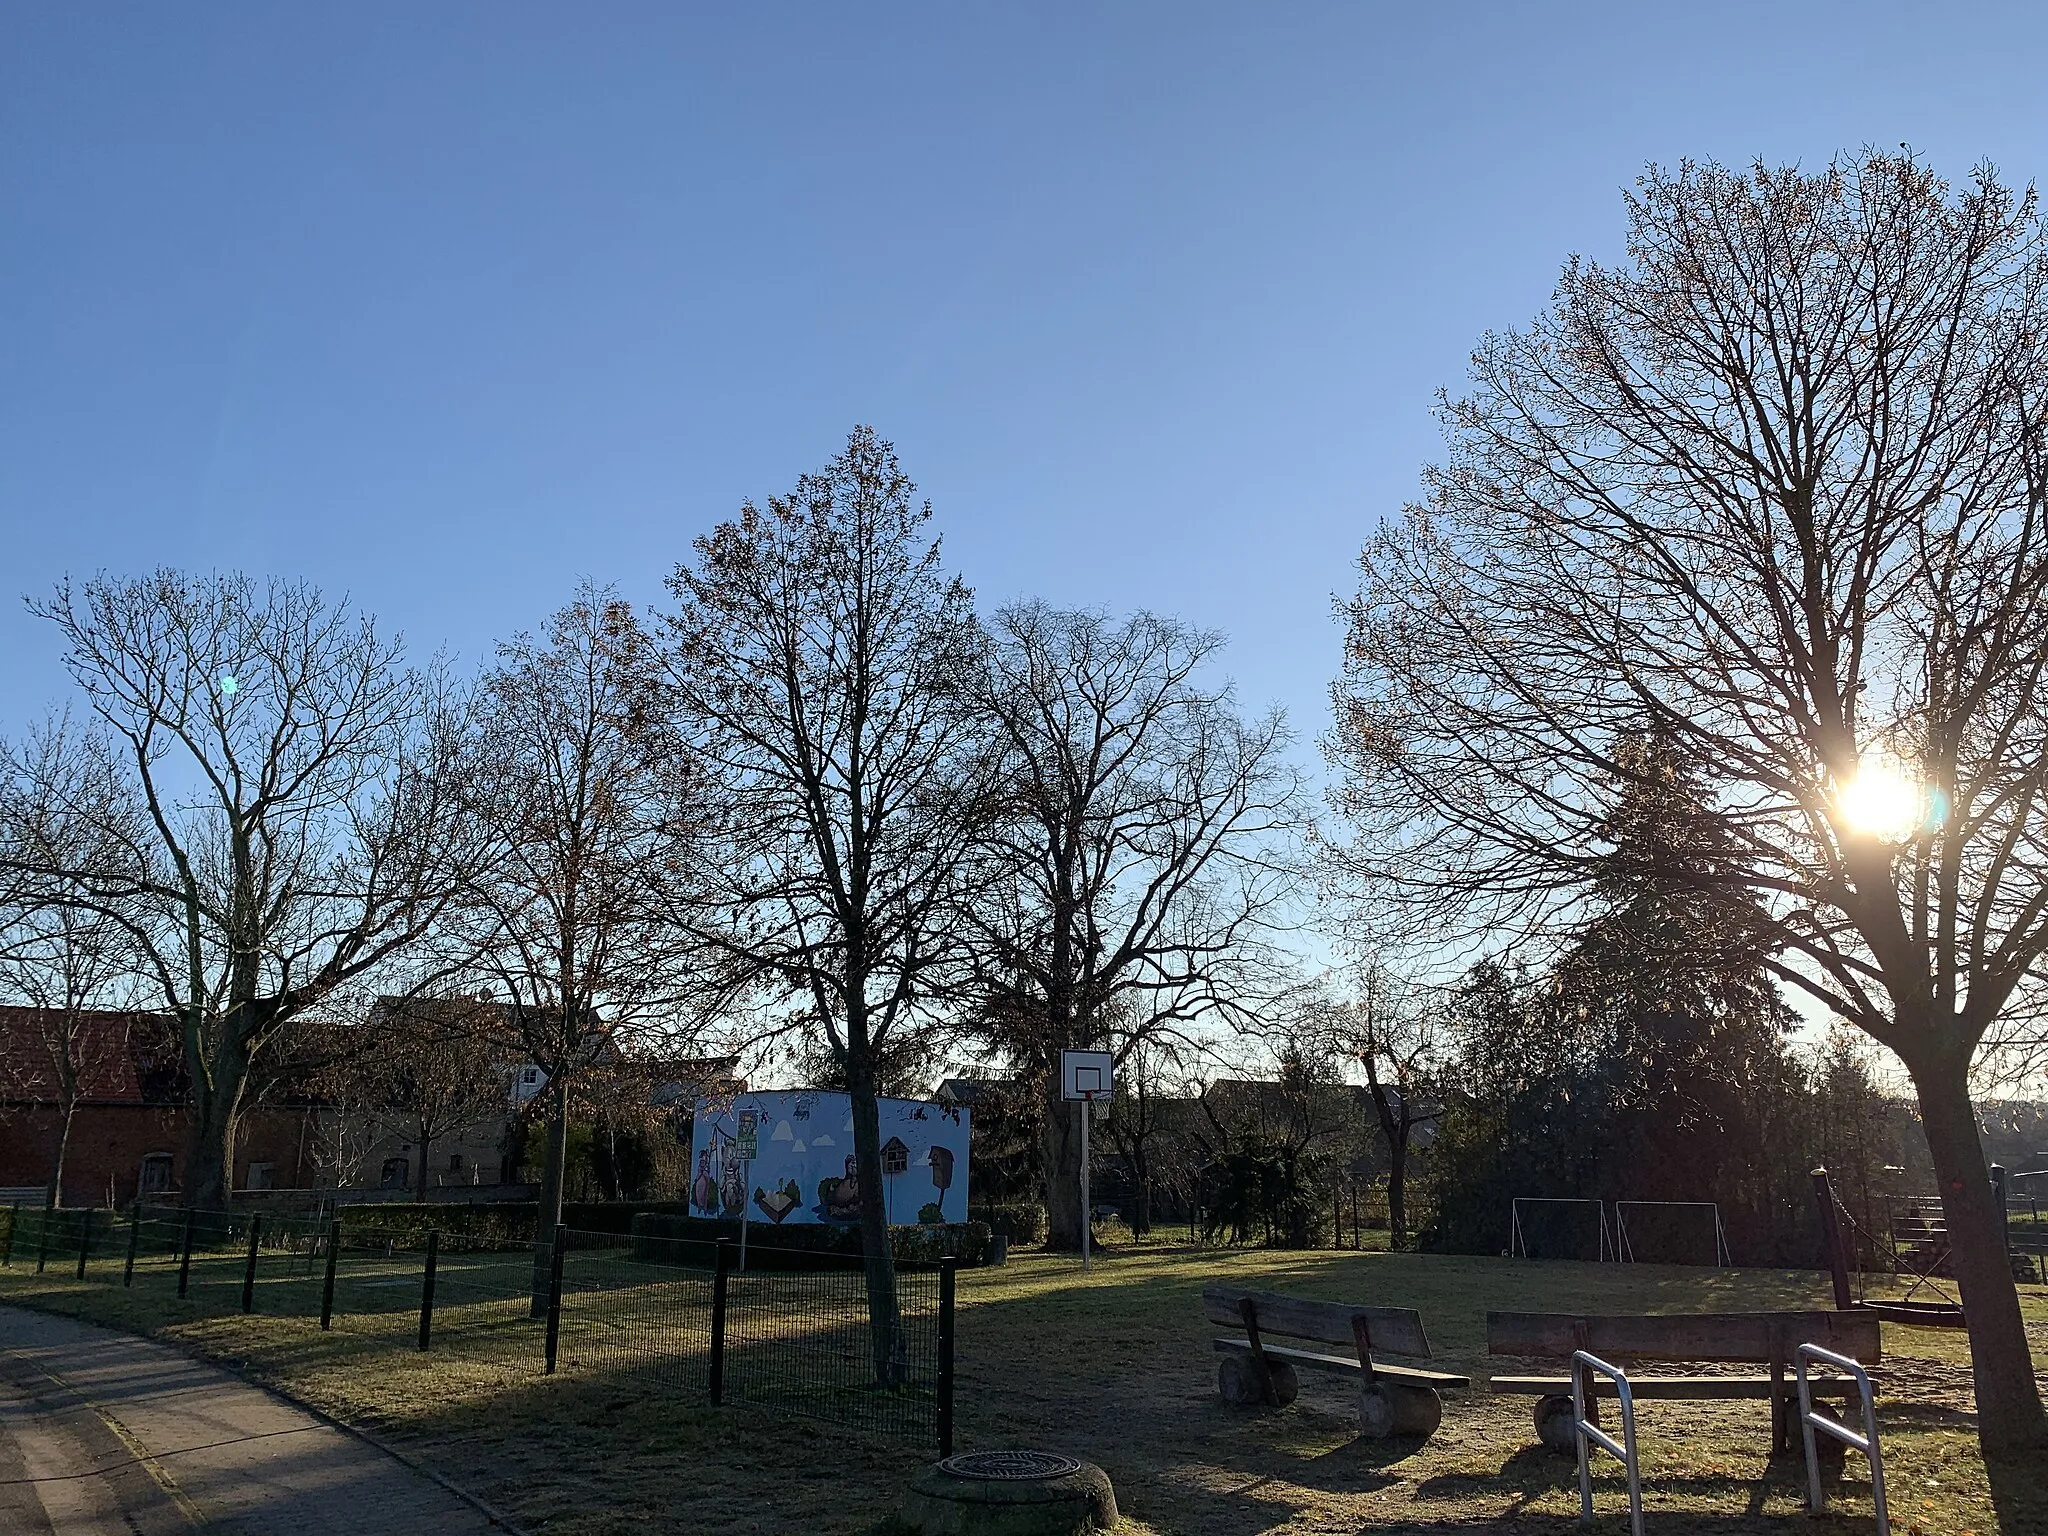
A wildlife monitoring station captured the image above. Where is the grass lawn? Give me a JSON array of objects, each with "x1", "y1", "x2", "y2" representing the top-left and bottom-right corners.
[{"x1": 2, "y1": 1237, "x2": 2044, "y2": 1534}]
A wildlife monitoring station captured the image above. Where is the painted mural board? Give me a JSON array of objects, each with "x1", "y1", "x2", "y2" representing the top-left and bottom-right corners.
[{"x1": 689, "y1": 1090, "x2": 970, "y2": 1228}]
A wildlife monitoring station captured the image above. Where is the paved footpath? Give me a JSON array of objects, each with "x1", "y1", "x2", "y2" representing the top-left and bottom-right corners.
[{"x1": 0, "y1": 1306, "x2": 508, "y2": 1534}]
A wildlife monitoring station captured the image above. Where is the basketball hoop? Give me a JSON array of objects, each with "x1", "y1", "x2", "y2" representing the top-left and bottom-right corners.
[{"x1": 1060, "y1": 1052, "x2": 1113, "y2": 1272}]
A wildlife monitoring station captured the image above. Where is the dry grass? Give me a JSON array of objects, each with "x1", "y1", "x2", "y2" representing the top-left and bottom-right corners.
[{"x1": 2, "y1": 1236, "x2": 2045, "y2": 1534}]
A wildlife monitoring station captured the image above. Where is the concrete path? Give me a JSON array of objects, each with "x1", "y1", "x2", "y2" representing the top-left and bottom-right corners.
[{"x1": 0, "y1": 1306, "x2": 509, "y2": 1535}]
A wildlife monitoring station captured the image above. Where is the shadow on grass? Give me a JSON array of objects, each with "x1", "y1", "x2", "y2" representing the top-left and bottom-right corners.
[{"x1": 9, "y1": 1247, "x2": 2045, "y2": 1535}]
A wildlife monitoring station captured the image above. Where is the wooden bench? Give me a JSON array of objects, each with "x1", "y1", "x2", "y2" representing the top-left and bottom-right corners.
[
  {"x1": 1486, "y1": 1310, "x2": 1882, "y2": 1455},
  {"x1": 1204, "y1": 1285, "x2": 1470, "y2": 1437}
]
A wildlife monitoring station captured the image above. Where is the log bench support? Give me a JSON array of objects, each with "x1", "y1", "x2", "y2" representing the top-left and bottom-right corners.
[{"x1": 1487, "y1": 1310, "x2": 1880, "y2": 1458}]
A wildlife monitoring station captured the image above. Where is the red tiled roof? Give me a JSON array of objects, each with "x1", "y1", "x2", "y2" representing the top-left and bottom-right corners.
[{"x1": 0, "y1": 1006, "x2": 185, "y2": 1105}]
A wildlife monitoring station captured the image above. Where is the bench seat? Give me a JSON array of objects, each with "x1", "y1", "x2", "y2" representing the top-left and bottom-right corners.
[
  {"x1": 1491, "y1": 1372, "x2": 1871, "y2": 1400},
  {"x1": 1215, "y1": 1337, "x2": 1470, "y2": 1390}
]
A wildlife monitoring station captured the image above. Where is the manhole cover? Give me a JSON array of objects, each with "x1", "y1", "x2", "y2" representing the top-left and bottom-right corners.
[{"x1": 938, "y1": 1450, "x2": 1083, "y2": 1482}]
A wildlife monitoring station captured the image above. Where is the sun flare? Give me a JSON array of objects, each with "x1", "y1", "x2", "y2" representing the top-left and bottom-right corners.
[{"x1": 1835, "y1": 756, "x2": 1923, "y2": 841}]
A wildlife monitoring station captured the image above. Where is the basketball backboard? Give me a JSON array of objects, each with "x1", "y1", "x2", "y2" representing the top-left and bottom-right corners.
[{"x1": 1059, "y1": 1049, "x2": 1113, "y2": 1101}]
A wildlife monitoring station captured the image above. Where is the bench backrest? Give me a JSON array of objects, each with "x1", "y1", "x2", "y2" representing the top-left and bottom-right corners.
[
  {"x1": 1486, "y1": 1310, "x2": 1881, "y2": 1365},
  {"x1": 1203, "y1": 1285, "x2": 1432, "y2": 1359}
]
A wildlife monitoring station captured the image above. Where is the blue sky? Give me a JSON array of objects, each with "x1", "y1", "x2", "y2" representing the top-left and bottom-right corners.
[{"x1": 6, "y1": 2, "x2": 2048, "y2": 777}]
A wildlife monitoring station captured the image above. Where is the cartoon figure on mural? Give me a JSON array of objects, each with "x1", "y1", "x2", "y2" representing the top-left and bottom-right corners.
[
  {"x1": 816, "y1": 1155, "x2": 863, "y2": 1222},
  {"x1": 691, "y1": 1149, "x2": 716, "y2": 1215},
  {"x1": 720, "y1": 1149, "x2": 745, "y2": 1217}
]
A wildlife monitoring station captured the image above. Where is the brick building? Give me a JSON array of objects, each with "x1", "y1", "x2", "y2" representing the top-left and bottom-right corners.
[{"x1": 0, "y1": 1006, "x2": 320, "y2": 1207}]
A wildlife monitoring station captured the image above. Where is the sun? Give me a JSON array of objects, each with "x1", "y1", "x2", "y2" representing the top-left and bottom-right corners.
[{"x1": 1835, "y1": 756, "x2": 1923, "y2": 842}]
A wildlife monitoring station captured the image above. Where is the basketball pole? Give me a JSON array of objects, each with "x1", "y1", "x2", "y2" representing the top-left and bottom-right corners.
[{"x1": 1080, "y1": 1091, "x2": 1092, "y2": 1273}]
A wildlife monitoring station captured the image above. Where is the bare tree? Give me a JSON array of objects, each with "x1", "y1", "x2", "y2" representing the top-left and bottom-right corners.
[
  {"x1": 664, "y1": 427, "x2": 991, "y2": 1385},
  {"x1": 343, "y1": 996, "x2": 511, "y2": 1202},
  {"x1": 973, "y1": 604, "x2": 1304, "y2": 1250},
  {"x1": 0, "y1": 902, "x2": 139, "y2": 1208},
  {"x1": 1099, "y1": 1028, "x2": 1193, "y2": 1237},
  {"x1": 462, "y1": 585, "x2": 688, "y2": 1308},
  {"x1": 1325, "y1": 970, "x2": 1443, "y2": 1251},
  {"x1": 0, "y1": 713, "x2": 149, "y2": 1207},
  {"x1": 6, "y1": 572, "x2": 480, "y2": 1211},
  {"x1": 1327, "y1": 154, "x2": 2048, "y2": 1449}
]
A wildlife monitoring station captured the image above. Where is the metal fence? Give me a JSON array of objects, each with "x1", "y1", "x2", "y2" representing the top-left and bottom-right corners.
[{"x1": 0, "y1": 1204, "x2": 956, "y2": 1454}]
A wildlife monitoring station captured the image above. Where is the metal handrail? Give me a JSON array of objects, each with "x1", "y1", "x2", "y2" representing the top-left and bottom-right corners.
[
  {"x1": 1569, "y1": 1350, "x2": 1644, "y2": 1534},
  {"x1": 1797, "y1": 1342, "x2": 1889, "y2": 1534}
]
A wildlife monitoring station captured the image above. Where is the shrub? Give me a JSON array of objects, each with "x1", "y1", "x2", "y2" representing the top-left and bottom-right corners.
[
  {"x1": 629, "y1": 1213, "x2": 993, "y2": 1267},
  {"x1": 980, "y1": 1203, "x2": 1045, "y2": 1245}
]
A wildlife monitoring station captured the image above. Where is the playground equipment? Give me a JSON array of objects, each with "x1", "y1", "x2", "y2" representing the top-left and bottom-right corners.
[{"x1": 1810, "y1": 1168, "x2": 1966, "y2": 1327}]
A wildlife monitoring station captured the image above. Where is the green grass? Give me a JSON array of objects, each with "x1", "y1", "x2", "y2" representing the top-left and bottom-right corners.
[{"x1": 2, "y1": 1235, "x2": 2044, "y2": 1533}]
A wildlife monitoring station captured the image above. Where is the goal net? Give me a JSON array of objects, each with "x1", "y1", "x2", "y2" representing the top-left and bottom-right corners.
[
  {"x1": 1508, "y1": 1197, "x2": 1613, "y2": 1262},
  {"x1": 1613, "y1": 1200, "x2": 1731, "y2": 1267}
]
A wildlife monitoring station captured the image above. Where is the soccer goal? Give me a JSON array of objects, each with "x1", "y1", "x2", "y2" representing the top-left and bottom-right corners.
[
  {"x1": 1613, "y1": 1200, "x2": 1731, "y2": 1267},
  {"x1": 1508, "y1": 1197, "x2": 1613, "y2": 1262}
]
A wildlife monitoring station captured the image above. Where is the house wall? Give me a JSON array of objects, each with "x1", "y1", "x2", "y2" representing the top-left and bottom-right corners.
[{"x1": 0, "y1": 1103, "x2": 323, "y2": 1207}]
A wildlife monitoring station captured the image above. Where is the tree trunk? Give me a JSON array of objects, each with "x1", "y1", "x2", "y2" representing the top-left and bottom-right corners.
[
  {"x1": 1912, "y1": 1058, "x2": 2047, "y2": 1453},
  {"x1": 844, "y1": 1044, "x2": 903, "y2": 1388},
  {"x1": 1130, "y1": 1137, "x2": 1152, "y2": 1237},
  {"x1": 48, "y1": 1100, "x2": 77, "y2": 1210},
  {"x1": 414, "y1": 1129, "x2": 433, "y2": 1203},
  {"x1": 1387, "y1": 1131, "x2": 1409, "y2": 1252},
  {"x1": 528, "y1": 1080, "x2": 568, "y2": 1317},
  {"x1": 184, "y1": 1052, "x2": 249, "y2": 1212},
  {"x1": 1040, "y1": 1092, "x2": 1084, "y2": 1251}
]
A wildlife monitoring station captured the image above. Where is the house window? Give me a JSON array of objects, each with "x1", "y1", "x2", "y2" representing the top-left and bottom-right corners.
[
  {"x1": 379, "y1": 1158, "x2": 409, "y2": 1190},
  {"x1": 522, "y1": 1068, "x2": 539, "y2": 1085},
  {"x1": 244, "y1": 1162, "x2": 274, "y2": 1191},
  {"x1": 448, "y1": 1153, "x2": 464, "y2": 1172},
  {"x1": 138, "y1": 1154, "x2": 174, "y2": 1197}
]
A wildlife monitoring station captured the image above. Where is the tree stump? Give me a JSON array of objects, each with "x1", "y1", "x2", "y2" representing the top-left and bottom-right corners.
[
  {"x1": 1358, "y1": 1381, "x2": 1442, "y2": 1439},
  {"x1": 1218, "y1": 1353, "x2": 1297, "y2": 1407},
  {"x1": 1534, "y1": 1393, "x2": 1580, "y2": 1455},
  {"x1": 1803, "y1": 1400, "x2": 1849, "y2": 1469},
  {"x1": 902, "y1": 1452, "x2": 1118, "y2": 1536}
]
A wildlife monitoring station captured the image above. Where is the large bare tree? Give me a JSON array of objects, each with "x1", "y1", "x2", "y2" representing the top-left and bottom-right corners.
[
  {"x1": 461, "y1": 585, "x2": 688, "y2": 1309},
  {"x1": 7, "y1": 572, "x2": 479, "y2": 1211},
  {"x1": 664, "y1": 427, "x2": 991, "y2": 1385},
  {"x1": 1327, "y1": 153, "x2": 2048, "y2": 1449},
  {"x1": 974, "y1": 603, "x2": 1304, "y2": 1249}
]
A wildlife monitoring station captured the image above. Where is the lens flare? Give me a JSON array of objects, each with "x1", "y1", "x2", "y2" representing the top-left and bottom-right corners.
[{"x1": 1836, "y1": 756, "x2": 1923, "y2": 842}]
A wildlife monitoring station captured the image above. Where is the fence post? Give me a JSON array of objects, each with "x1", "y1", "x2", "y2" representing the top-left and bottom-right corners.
[
  {"x1": 418, "y1": 1229, "x2": 440, "y2": 1351},
  {"x1": 74, "y1": 1208, "x2": 94, "y2": 1280},
  {"x1": 937, "y1": 1258, "x2": 957, "y2": 1458},
  {"x1": 177, "y1": 1208, "x2": 196, "y2": 1297},
  {"x1": 35, "y1": 1208, "x2": 52, "y2": 1273},
  {"x1": 543, "y1": 1223, "x2": 566, "y2": 1374},
  {"x1": 1, "y1": 1203, "x2": 16, "y2": 1266},
  {"x1": 320, "y1": 1220, "x2": 341, "y2": 1330},
  {"x1": 124, "y1": 1208, "x2": 142, "y2": 1287},
  {"x1": 241, "y1": 1216, "x2": 263, "y2": 1313},
  {"x1": 708, "y1": 1239, "x2": 732, "y2": 1406}
]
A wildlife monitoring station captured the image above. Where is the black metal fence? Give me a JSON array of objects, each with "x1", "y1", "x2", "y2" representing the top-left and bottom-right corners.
[{"x1": 0, "y1": 1204, "x2": 956, "y2": 1454}]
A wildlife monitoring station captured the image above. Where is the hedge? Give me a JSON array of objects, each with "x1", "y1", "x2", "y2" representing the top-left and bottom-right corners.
[{"x1": 629, "y1": 1212, "x2": 993, "y2": 1268}]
